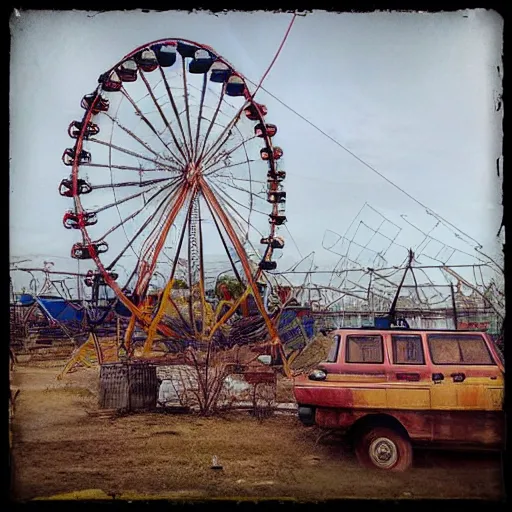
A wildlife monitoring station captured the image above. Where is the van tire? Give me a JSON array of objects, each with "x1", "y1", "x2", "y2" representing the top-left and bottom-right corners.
[{"x1": 355, "y1": 426, "x2": 413, "y2": 472}]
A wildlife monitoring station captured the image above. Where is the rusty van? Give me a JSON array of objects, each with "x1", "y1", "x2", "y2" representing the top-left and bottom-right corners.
[{"x1": 293, "y1": 328, "x2": 505, "y2": 471}]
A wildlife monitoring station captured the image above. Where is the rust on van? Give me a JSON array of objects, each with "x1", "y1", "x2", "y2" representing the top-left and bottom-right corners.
[{"x1": 293, "y1": 328, "x2": 505, "y2": 471}]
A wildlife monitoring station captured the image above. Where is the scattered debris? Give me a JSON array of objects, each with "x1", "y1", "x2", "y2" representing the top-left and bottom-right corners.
[{"x1": 211, "y1": 455, "x2": 223, "y2": 470}]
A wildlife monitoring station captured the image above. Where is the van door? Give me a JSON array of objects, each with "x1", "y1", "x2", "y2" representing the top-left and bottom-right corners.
[
  {"x1": 385, "y1": 333, "x2": 431, "y2": 410},
  {"x1": 425, "y1": 332, "x2": 459, "y2": 410},
  {"x1": 426, "y1": 332, "x2": 503, "y2": 410},
  {"x1": 340, "y1": 333, "x2": 388, "y2": 381},
  {"x1": 319, "y1": 332, "x2": 388, "y2": 384},
  {"x1": 425, "y1": 332, "x2": 504, "y2": 445},
  {"x1": 318, "y1": 333, "x2": 389, "y2": 409}
]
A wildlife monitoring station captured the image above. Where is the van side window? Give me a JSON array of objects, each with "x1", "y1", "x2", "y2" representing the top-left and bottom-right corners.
[
  {"x1": 346, "y1": 335, "x2": 383, "y2": 364},
  {"x1": 427, "y1": 334, "x2": 495, "y2": 365},
  {"x1": 326, "y1": 334, "x2": 341, "y2": 362},
  {"x1": 392, "y1": 335, "x2": 425, "y2": 364}
]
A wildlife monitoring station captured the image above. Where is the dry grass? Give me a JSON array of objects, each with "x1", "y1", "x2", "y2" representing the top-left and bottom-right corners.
[
  {"x1": 10, "y1": 363, "x2": 504, "y2": 502},
  {"x1": 276, "y1": 378, "x2": 294, "y2": 403}
]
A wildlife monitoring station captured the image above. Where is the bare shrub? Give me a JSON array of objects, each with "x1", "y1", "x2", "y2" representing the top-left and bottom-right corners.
[
  {"x1": 251, "y1": 381, "x2": 277, "y2": 419},
  {"x1": 171, "y1": 345, "x2": 234, "y2": 416}
]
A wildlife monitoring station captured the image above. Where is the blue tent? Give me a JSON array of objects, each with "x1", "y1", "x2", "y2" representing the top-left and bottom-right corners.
[{"x1": 35, "y1": 296, "x2": 84, "y2": 323}]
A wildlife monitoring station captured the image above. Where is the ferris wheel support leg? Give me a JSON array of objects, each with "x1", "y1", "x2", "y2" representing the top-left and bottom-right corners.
[
  {"x1": 132, "y1": 185, "x2": 191, "y2": 300},
  {"x1": 200, "y1": 177, "x2": 291, "y2": 377},
  {"x1": 209, "y1": 288, "x2": 252, "y2": 338},
  {"x1": 91, "y1": 331, "x2": 104, "y2": 366},
  {"x1": 143, "y1": 278, "x2": 177, "y2": 354},
  {"x1": 122, "y1": 315, "x2": 137, "y2": 358}
]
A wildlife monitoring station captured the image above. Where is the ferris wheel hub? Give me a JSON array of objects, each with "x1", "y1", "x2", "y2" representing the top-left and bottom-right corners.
[{"x1": 185, "y1": 162, "x2": 202, "y2": 183}]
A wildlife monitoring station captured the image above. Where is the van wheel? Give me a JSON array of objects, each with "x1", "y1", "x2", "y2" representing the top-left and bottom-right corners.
[{"x1": 355, "y1": 426, "x2": 412, "y2": 471}]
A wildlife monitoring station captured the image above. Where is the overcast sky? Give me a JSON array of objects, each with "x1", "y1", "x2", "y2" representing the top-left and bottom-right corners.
[{"x1": 9, "y1": 9, "x2": 503, "y2": 292}]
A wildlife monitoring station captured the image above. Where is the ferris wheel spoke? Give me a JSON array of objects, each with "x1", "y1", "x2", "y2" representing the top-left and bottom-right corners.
[
  {"x1": 142, "y1": 184, "x2": 189, "y2": 258},
  {"x1": 203, "y1": 135, "x2": 257, "y2": 171},
  {"x1": 238, "y1": 127, "x2": 254, "y2": 228},
  {"x1": 91, "y1": 177, "x2": 173, "y2": 190},
  {"x1": 212, "y1": 174, "x2": 265, "y2": 185},
  {"x1": 121, "y1": 87, "x2": 185, "y2": 168},
  {"x1": 219, "y1": 180, "x2": 267, "y2": 204},
  {"x1": 212, "y1": 171, "x2": 266, "y2": 202},
  {"x1": 137, "y1": 71, "x2": 190, "y2": 164},
  {"x1": 97, "y1": 180, "x2": 180, "y2": 241},
  {"x1": 207, "y1": 181, "x2": 266, "y2": 243},
  {"x1": 193, "y1": 73, "x2": 208, "y2": 159},
  {"x1": 88, "y1": 138, "x2": 176, "y2": 170},
  {"x1": 205, "y1": 160, "x2": 257, "y2": 181},
  {"x1": 91, "y1": 184, "x2": 167, "y2": 215},
  {"x1": 103, "y1": 112, "x2": 169, "y2": 162},
  {"x1": 205, "y1": 125, "x2": 258, "y2": 226},
  {"x1": 199, "y1": 102, "x2": 249, "y2": 166},
  {"x1": 136, "y1": 92, "x2": 187, "y2": 119},
  {"x1": 203, "y1": 149, "x2": 256, "y2": 176},
  {"x1": 137, "y1": 186, "x2": 193, "y2": 293},
  {"x1": 102, "y1": 130, "x2": 181, "y2": 271},
  {"x1": 217, "y1": 198, "x2": 262, "y2": 242},
  {"x1": 105, "y1": 181, "x2": 183, "y2": 271},
  {"x1": 198, "y1": 115, "x2": 232, "y2": 132},
  {"x1": 196, "y1": 83, "x2": 228, "y2": 163},
  {"x1": 181, "y1": 58, "x2": 196, "y2": 161},
  {"x1": 81, "y1": 162, "x2": 180, "y2": 174},
  {"x1": 159, "y1": 66, "x2": 193, "y2": 162},
  {"x1": 209, "y1": 179, "x2": 269, "y2": 218},
  {"x1": 137, "y1": 188, "x2": 195, "y2": 318},
  {"x1": 214, "y1": 184, "x2": 270, "y2": 251},
  {"x1": 185, "y1": 83, "x2": 240, "y2": 124},
  {"x1": 132, "y1": 79, "x2": 164, "y2": 104},
  {"x1": 136, "y1": 186, "x2": 188, "y2": 268},
  {"x1": 205, "y1": 124, "x2": 257, "y2": 181}
]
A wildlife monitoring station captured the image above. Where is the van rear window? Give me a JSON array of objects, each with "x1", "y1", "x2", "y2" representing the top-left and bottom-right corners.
[
  {"x1": 346, "y1": 335, "x2": 383, "y2": 364},
  {"x1": 427, "y1": 334, "x2": 495, "y2": 365}
]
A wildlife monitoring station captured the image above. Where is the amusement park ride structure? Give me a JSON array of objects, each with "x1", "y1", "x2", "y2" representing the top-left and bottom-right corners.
[{"x1": 58, "y1": 37, "x2": 295, "y2": 374}]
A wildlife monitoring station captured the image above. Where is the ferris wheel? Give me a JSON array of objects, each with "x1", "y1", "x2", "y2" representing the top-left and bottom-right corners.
[{"x1": 60, "y1": 39, "x2": 288, "y2": 362}]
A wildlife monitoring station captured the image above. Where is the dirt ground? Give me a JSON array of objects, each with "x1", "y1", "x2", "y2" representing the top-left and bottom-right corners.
[{"x1": 10, "y1": 363, "x2": 505, "y2": 502}]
